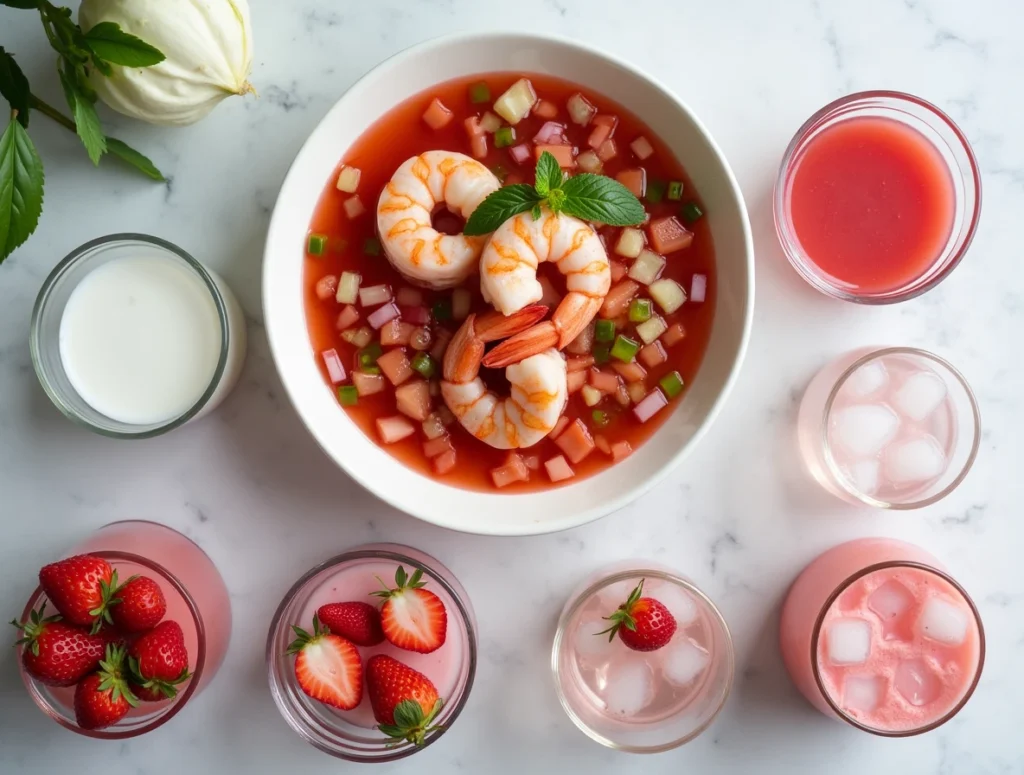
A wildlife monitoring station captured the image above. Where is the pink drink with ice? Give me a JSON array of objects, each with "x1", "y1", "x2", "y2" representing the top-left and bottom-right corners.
[{"x1": 780, "y1": 538, "x2": 984, "y2": 735}]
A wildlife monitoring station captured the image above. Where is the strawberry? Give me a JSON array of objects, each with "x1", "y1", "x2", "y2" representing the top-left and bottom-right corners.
[
  {"x1": 288, "y1": 614, "x2": 362, "y2": 710},
  {"x1": 10, "y1": 603, "x2": 105, "y2": 686},
  {"x1": 110, "y1": 576, "x2": 166, "y2": 633},
  {"x1": 128, "y1": 621, "x2": 192, "y2": 702},
  {"x1": 317, "y1": 601, "x2": 385, "y2": 647},
  {"x1": 599, "y1": 578, "x2": 677, "y2": 652},
  {"x1": 372, "y1": 566, "x2": 447, "y2": 654},
  {"x1": 365, "y1": 654, "x2": 443, "y2": 746},
  {"x1": 39, "y1": 555, "x2": 124, "y2": 633},
  {"x1": 74, "y1": 644, "x2": 139, "y2": 730}
]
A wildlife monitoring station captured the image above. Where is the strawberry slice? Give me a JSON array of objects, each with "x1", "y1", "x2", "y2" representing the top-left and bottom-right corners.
[
  {"x1": 287, "y1": 615, "x2": 363, "y2": 710},
  {"x1": 372, "y1": 566, "x2": 447, "y2": 654}
]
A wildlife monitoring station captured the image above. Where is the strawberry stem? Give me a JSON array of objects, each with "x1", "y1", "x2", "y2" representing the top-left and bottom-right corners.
[
  {"x1": 98, "y1": 644, "x2": 139, "y2": 708},
  {"x1": 377, "y1": 698, "x2": 445, "y2": 747},
  {"x1": 10, "y1": 603, "x2": 62, "y2": 657},
  {"x1": 596, "y1": 578, "x2": 645, "y2": 642}
]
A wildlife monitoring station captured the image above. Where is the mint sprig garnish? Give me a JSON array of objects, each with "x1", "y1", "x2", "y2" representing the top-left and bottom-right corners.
[{"x1": 464, "y1": 151, "x2": 645, "y2": 236}]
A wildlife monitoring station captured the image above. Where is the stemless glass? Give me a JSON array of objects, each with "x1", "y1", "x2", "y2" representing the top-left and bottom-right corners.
[
  {"x1": 16, "y1": 521, "x2": 232, "y2": 739},
  {"x1": 266, "y1": 544, "x2": 477, "y2": 762},
  {"x1": 552, "y1": 562, "x2": 734, "y2": 753},
  {"x1": 30, "y1": 233, "x2": 247, "y2": 439}
]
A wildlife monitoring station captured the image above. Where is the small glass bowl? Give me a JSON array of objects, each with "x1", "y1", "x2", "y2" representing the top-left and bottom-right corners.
[
  {"x1": 774, "y1": 91, "x2": 981, "y2": 303},
  {"x1": 266, "y1": 544, "x2": 477, "y2": 762},
  {"x1": 30, "y1": 233, "x2": 247, "y2": 439}
]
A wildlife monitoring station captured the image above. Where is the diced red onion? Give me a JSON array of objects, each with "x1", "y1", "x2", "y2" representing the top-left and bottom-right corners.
[
  {"x1": 401, "y1": 305, "x2": 431, "y2": 325},
  {"x1": 367, "y1": 303, "x2": 400, "y2": 330},
  {"x1": 322, "y1": 349, "x2": 346, "y2": 384},
  {"x1": 633, "y1": 389, "x2": 668, "y2": 423},
  {"x1": 359, "y1": 284, "x2": 392, "y2": 307},
  {"x1": 533, "y1": 121, "x2": 568, "y2": 145},
  {"x1": 509, "y1": 144, "x2": 531, "y2": 165},
  {"x1": 691, "y1": 274, "x2": 707, "y2": 303}
]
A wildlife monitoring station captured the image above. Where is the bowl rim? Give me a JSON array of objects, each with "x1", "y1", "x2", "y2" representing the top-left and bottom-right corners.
[{"x1": 262, "y1": 30, "x2": 755, "y2": 536}]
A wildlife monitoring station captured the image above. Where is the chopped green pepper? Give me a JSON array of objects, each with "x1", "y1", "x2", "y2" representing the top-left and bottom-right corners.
[
  {"x1": 667, "y1": 181, "x2": 684, "y2": 201},
  {"x1": 659, "y1": 371, "x2": 685, "y2": 398},
  {"x1": 307, "y1": 233, "x2": 327, "y2": 256},
  {"x1": 593, "y1": 341, "x2": 612, "y2": 365},
  {"x1": 681, "y1": 201, "x2": 704, "y2": 223},
  {"x1": 594, "y1": 319, "x2": 616, "y2": 342},
  {"x1": 337, "y1": 385, "x2": 359, "y2": 406},
  {"x1": 469, "y1": 82, "x2": 491, "y2": 104},
  {"x1": 358, "y1": 342, "x2": 383, "y2": 372},
  {"x1": 592, "y1": 409, "x2": 610, "y2": 427},
  {"x1": 645, "y1": 179, "x2": 666, "y2": 204},
  {"x1": 432, "y1": 299, "x2": 452, "y2": 321},
  {"x1": 411, "y1": 352, "x2": 436, "y2": 379},
  {"x1": 494, "y1": 126, "x2": 516, "y2": 148},
  {"x1": 610, "y1": 334, "x2": 640, "y2": 363},
  {"x1": 629, "y1": 298, "x2": 653, "y2": 323}
]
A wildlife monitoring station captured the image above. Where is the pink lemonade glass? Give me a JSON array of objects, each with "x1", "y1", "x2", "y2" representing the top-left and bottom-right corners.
[
  {"x1": 16, "y1": 520, "x2": 232, "y2": 738},
  {"x1": 552, "y1": 563, "x2": 734, "y2": 753},
  {"x1": 780, "y1": 538, "x2": 984, "y2": 736},
  {"x1": 265, "y1": 544, "x2": 477, "y2": 762},
  {"x1": 798, "y1": 347, "x2": 980, "y2": 509}
]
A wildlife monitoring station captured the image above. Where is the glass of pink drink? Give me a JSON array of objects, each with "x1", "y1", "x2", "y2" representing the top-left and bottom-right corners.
[
  {"x1": 780, "y1": 538, "x2": 984, "y2": 735},
  {"x1": 16, "y1": 520, "x2": 232, "y2": 738},
  {"x1": 552, "y1": 563, "x2": 734, "y2": 753},
  {"x1": 798, "y1": 347, "x2": 980, "y2": 508},
  {"x1": 266, "y1": 544, "x2": 476, "y2": 762}
]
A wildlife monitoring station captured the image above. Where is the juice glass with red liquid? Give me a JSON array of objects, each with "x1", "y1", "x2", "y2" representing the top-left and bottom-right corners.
[
  {"x1": 775, "y1": 91, "x2": 980, "y2": 302},
  {"x1": 17, "y1": 521, "x2": 232, "y2": 738}
]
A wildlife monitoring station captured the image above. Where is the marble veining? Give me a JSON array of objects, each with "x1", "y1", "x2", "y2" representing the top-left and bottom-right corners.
[{"x1": 1, "y1": 0, "x2": 1023, "y2": 773}]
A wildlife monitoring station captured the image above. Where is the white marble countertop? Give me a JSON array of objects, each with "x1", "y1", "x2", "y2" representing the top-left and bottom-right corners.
[{"x1": 1, "y1": 1, "x2": 1022, "y2": 772}]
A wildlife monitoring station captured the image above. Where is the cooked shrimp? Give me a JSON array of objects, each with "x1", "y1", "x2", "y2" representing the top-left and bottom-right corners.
[
  {"x1": 442, "y1": 305, "x2": 568, "y2": 449},
  {"x1": 377, "y1": 151, "x2": 501, "y2": 290},
  {"x1": 479, "y1": 208, "x2": 610, "y2": 368}
]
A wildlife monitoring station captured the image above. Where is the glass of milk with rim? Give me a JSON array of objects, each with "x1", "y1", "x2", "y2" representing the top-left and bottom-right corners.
[{"x1": 31, "y1": 234, "x2": 247, "y2": 437}]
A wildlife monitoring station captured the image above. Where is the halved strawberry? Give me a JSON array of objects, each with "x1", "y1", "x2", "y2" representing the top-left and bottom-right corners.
[
  {"x1": 317, "y1": 601, "x2": 385, "y2": 647},
  {"x1": 74, "y1": 644, "x2": 139, "y2": 730},
  {"x1": 39, "y1": 555, "x2": 124, "y2": 632},
  {"x1": 288, "y1": 614, "x2": 362, "y2": 710},
  {"x1": 366, "y1": 654, "x2": 443, "y2": 746},
  {"x1": 599, "y1": 578, "x2": 677, "y2": 652},
  {"x1": 372, "y1": 566, "x2": 447, "y2": 654},
  {"x1": 10, "y1": 603, "x2": 105, "y2": 686}
]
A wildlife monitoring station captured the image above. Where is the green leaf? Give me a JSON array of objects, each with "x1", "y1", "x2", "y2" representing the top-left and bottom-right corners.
[
  {"x1": 531, "y1": 203, "x2": 542, "y2": 220},
  {"x1": 58, "y1": 67, "x2": 106, "y2": 165},
  {"x1": 84, "y1": 22, "x2": 165, "y2": 68},
  {"x1": 0, "y1": 118, "x2": 44, "y2": 262},
  {"x1": 0, "y1": 47, "x2": 31, "y2": 126},
  {"x1": 559, "y1": 173, "x2": 646, "y2": 226},
  {"x1": 0, "y1": 0, "x2": 39, "y2": 8},
  {"x1": 534, "y1": 151, "x2": 563, "y2": 197},
  {"x1": 393, "y1": 699, "x2": 425, "y2": 729},
  {"x1": 547, "y1": 188, "x2": 567, "y2": 214},
  {"x1": 463, "y1": 184, "x2": 542, "y2": 236},
  {"x1": 105, "y1": 138, "x2": 165, "y2": 181}
]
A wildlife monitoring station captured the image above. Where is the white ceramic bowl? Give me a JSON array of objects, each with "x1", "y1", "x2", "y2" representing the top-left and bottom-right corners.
[{"x1": 263, "y1": 32, "x2": 754, "y2": 536}]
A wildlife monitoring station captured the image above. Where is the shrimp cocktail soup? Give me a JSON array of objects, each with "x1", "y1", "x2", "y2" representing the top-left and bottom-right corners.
[{"x1": 304, "y1": 72, "x2": 715, "y2": 492}]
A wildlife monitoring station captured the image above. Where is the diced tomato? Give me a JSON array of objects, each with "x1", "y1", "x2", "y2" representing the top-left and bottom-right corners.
[
  {"x1": 336, "y1": 305, "x2": 360, "y2": 331},
  {"x1": 315, "y1": 275, "x2": 338, "y2": 300},
  {"x1": 587, "y1": 122, "x2": 612, "y2": 151},
  {"x1": 421, "y1": 413, "x2": 447, "y2": 440},
  {"x1": 611, "y1": 441, "x2": 633, "y2": 461},
  {"x1": 593, "y1": 114, "x2": 619, "y2": 129},
  {"x1": 596, "y1": 139, "x2": 618, "y2": 162},
  {"x1": 423, "y1": 435, "x2": 454, "y2": 458},
  {"x1": 376, "y1": 416, "x2": 415, "y2": 444},
  {"x1": 630, "y1": 136, "x2": 655, "y2": 160},
  {"x1": 395, "y1": 380, "x2": 431, "y2": 421},
  {"x1": 433, "y1": 449, "x2": 457, "y2": 475},
  {"x1": 523, "y1": 455, "x2": 541, "y2": 471},
  {"x1": 470, "y1": 133, "x2": 488, "y2": 160},
  {"x1": 491, "y1": 452, "x2": 530, "y2": 488},
  {"x1": 545, "y1": 454, "x2": 575, "y2": 482},
  {"x1": 535, "y1": 143, "x2": 576, "y2": 169},
  {"x1": 551, "y1": 415, "x2": 570, "y2": 439},
  {"x1": 612, "y1": 361, "x2": 647, "y2": 383},
  {"x1": 464, "y1": 115, "x2": 485, "y2": 137},
  {"x1": 567, "y1": 355, "x2": 595, "y2": 372},
  {"x1": 352, "y1": 371, "x2": 385, "y2": 396},
  {"x1": 554, "y1": 419, "x2": 595, "y2": 464},
  {"x1": 648, "y1": 216, "x2": 694, "y2": 254},
  {"x1": 589, "y1": 369, "x2": 621, "y2": 394},
  {"x1": 609, "y1": 259, "x2": 628, "y2": 283},
  {"x1": 662, "y1": 322, "x2": 687, "y2": 347},
  {"x1": 380, "y1": 319, "x2": 413, "y2": 346},
  {"x1": 377, "y1": 348, "x2": 413, "y2": 386},
  {"x1": 534, "y1": 99, "x2": 559, "y2": 119},
  {"x1": 423, "y1": 98, "x2": 453, "y2": 130},
  {"x1": 567, "y1": 369, "x2": 587, "y2": 393},
  {"x1": 594, "y1": 434, "x2": 612, "y2": 455},
  {"x1": 601, "y1": 279, "x2": 640, "y2": 318},
  {"x1": 616, "y1": 168, "x2": 646, "y2": 198},
  {"x1": 639, "y1": 340, "x2": 668, "y2": 367}
]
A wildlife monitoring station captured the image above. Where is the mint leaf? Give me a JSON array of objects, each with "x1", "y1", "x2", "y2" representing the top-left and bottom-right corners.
[
  {"x1": 0, "y1": 47, "x2": 30, "y2": 127},
  {"x1": 534, "y1": 151, "x2": 563, "y2": 197},
  {"x1": 106, "y1": 138, "x2": 165, "y2": 181},
  {"x1": 0, "y1": 118, "x2": 44, "y2": 262},
  {"x1": 464, "y1": 184, "x2": 541, "y2": 236},
  {"x1": 560, "y1": 173, "x2": 646, "y2": 226},
  {"x1": 84, "y1": 22, "x2": 165, "y2": 68},
  {"x1": 547, "y1": 188, "x2": 566, "y2": 214},
  {"x1": 58, "y1": 67, "x2": 106, "y2": 165}
]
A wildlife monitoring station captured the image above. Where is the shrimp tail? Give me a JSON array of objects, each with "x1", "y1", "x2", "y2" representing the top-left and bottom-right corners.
[
  {"x1": 443, "y1": 314, "x2": 486, "y2": 383},
  {"x1": 482, "y1": 322, "x2": 560, "y2": 369},
  {"x1": 552, "y1": 293, "x2": 604, "y2": 348},
  {"x1": 475, "y1": 304, "x2": 549, "y2": 343}
]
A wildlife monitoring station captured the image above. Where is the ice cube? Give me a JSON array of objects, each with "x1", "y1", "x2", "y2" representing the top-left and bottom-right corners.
[
  {"x1": 892, "y1": 370, "x2": 947, "y2": 422},
  {"x1": 575, "y1": 615, "x2": 619, "y2": 666},
  {"x1": 652, "y1": 584, "x2": 699, "y2": 626},
  {"x1": 844, "y1": 459, "x2": 881, "y2": 496},
  {"x1": 831, "y1": 404, "x2": 900, "y2": 457},
  {"x1": 603, "y1": 659, "x2": 656, "y2": 717},
  {"x1": 661, "y1": 636, "x2": 710, "y2": 686},
  {"x1": 843, "y1": 675, "x2": 884, "y2": 713},
  {"x1": 894, "y1": 659, "x2": 940, "y2": 706},
  {"x1": 884, "y1": 436, "x2": 947, "y2": 484},
  {"x1": 599, "y1": 579, "x2": 638, "y2": 613},
  {"x1": 868, "y1": 580, "x2": 915, "y2": 639},
  {"x1": 917, "y1": 596, "x2": 970, "y2": 646},
  {"x1": 844, "y1": 361, "x2": 889, "y2": 399},
  {"x1": 826, "y1": 618, "x2": 872, "y2": 665}
]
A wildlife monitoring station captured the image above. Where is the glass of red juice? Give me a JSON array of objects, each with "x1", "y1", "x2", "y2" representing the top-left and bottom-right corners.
[{"x1": 775, "y1": 91, "x2": 981, "y2": 303}]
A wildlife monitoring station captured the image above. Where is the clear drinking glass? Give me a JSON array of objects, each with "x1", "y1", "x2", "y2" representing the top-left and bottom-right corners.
[{"x1": 266, "y1": 544, "x2": 477, "y2": 762}]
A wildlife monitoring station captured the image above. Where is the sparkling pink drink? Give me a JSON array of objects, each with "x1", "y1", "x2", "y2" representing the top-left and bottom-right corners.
[
  {"x1": 779, "y1": 538, "x2": 984, "y2": 735},
  {"x1": 552, "y1": 563, "x2": 734, "y2": 752}
]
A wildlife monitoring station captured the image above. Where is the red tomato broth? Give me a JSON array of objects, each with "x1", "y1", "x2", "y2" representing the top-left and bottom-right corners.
[{"x1": 304, "y1": 72, "x2": 716, "y2": 492}]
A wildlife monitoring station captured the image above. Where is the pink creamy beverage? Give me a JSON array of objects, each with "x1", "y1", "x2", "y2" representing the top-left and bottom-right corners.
[
  {"x1": 552, "y1": 563, "x2": 734, "y2": 752},
  {"x1": 780, "y1": 538, "x2": 984, "y2": 735}
]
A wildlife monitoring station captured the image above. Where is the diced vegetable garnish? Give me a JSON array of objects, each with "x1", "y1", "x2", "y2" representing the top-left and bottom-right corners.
[
  {"x1": 567, "y1": 92, "x2": 597, "y2": 126},
  {"x1": 409, "y1": 326, "x2": 432, "y2": 351},
  {"x1": 523, "y1": 455, "x2": 541, "y2": 471},
  {"x1": 594, "y1": 319, "x2": 616, "y2": 342},
  {"x1": 491, "y1": 452, "x2": 530, "y2": 488},
  {"x1": 589, "y1": 369, "x2": 621, "y2": 394},
  {"x1": 422, "y1": 98, "x2": 454, "y2": 129},
  {"x1": 648, "y1": 216, "x2": 693, "y2": 254},
  {"x1": 367, "y1": 302, "x2": 400, "y2": 330},
  {"x1": 377, "y1": 416, "x2": 416, "y2": 444},
  {"x1": 341, "y1": 326, "x2": 373, "y2": 348},
  {"x1": 581, "y1": 384, "x2": 602, "y2": 407},
  {"x1": 691, "y1": 274, "x2": 707, "y2": 303},
  {"x1": 667, "y1": 181, "x2": 684, "y2": 201},
  {"x1": 534, "y1": 99, "x2": 558, "y2": 119},
  {"x1": 494, "y1": 126, "x2": 515, "y2": 148},
  {"x1": 555, "y1": 419, "x2": 595, "y2": 464},
  {"x1": 509, "y1": 143, "x2": 532, "y2": 165},
  {"x1": 591, "y1": 409, "x2": 609, "y2": 427},
  {"x1": 611, "y1": 441, "x2": 633, "y2": 461},
  {"x1": 469, "y1": 81, "x2": 491, "y2": 103},
  {"x1": 616, "y1": 168, "x2": 646, "y2": 198},
  {"x1": 630, "y1": 136, "x2": 655, "y2": 160},
  {"x1": 594, "y1": 434, "x2": 612, "y2": 455},
  {"x1": 628, "y1": 249, "x2": 666, "y2": 286},
  {"x1": 662, "y1": 322, "x2": 686, "y2": 347},
  {"x1": 432, "y1": 299, "x2": 452, "y2": 321},
  {"x1": 322, "y1": 349, "x2": 347, "y2": 384},
  {"x1": 422, "y1": 413, "x2": 447, "y2": 440},
  {"x1": 645, "y1": 179, "x2": 666, "y2": 204},
  {"x1": 551, "y1": 415, "x2": 570, "y2": 439},
  {"x1": 609, "y1": 259, "x2": 627, "y2": 283},
  {"x1": 401, "y1": 305, "x2": 431, "y2": 326},
  {"x1": 592, "y1": 341, "x2": 611, "y2": 365},
  {"x1": 452, "y1": 288, "x2": 472, "y2": 320},
  {"x1": 635, "y1": 315, "x2": 668, "y2": 345},
  {"x1": 602, "y1": 279, "x2": 640, "y2": 318},
  {"x1": 411, "y1": 351, "x2": 436, "y2": 379},
  {"x1": 614, "y1": 381, "x2": 631, "y2": 407},
  {"x1": 535, "y1": 144, "x2": 575, "y2": 169},
  {"x1": 639, "y1": 340, "x2": 668, "y2": 368},
  {"x1": 659, "y1": 371, "x2": 685, "y2": 399},
  {"x1": 396, "y1": 287, "x2": 423, "y2": 307},
  {"x1": 380, "y1": 320, "x2": 413, "y2": 347},
  {"x1": 629, "y1": 298, "x2": 653, "y2": 323},
  {"x1": 615, "y1": 227, "x2": 645, "y2": 258},
  {"x1": 337, "y1": 385, "x2": 358, "y2": 406},
  {"x1": 566, "y1": 324, "x2": 595, "y2": 356},
  {"x1": 337, "y1": 271, "x2": 361, "y2": 304},
  {"x1": 438, "y1": 405, "x2": 455, "y2": 425},
  {"x1": 648, "y1": 278, "x2": 687, "y2": 314},
  {"x1": 430, "y1": 327, "x2": 452, "y2": 361},
  {"x1": 576, "y1": 150, "x2": 602, "y2": 174},
  {"x1": 344, "y1": 196, "x2": 366, "y2": 220},
  {"x1": 681, "y1": 201, "x2": 704, "y2": 223},
  {"x1": 587, "y1": 115, "x2": 617, "y2": 149},
  {"x1": 567, "y1": 369, "x2": 588, "y2": 393},
  {"x1": 465, "y1": 117, "x2": 487, "y2": 159},
  {"x1": 307, "y1": 233, "x2": 327, "y2": 255},
  {"x1": 395, "y1": 380, "x2": 432, "y2": 421},
  {"x1": 433, "y1": 449, "x2": 457, "y2": 475},
  {"x1": 423, "y1": 435, "x2": 455, "y2": 458},
  {"x1": 534, "y1": 121, "x2": 567, "y2": 145},
  {"x1": 352, "y1": 370, "x2": 385, "y2": 396},
  {"x1": 377, "y1": 349, "x2": 413, "y2": 386},
  {"x1": 610, "y1": 335, "x2": 640, "y2": 363},
  {"x1": 545, "y1": 455, "x2": 575, "y2": 482},
  {"x1": 597, "y1": 138, "x2": 618, "y2": 162},
  {"x1": 611, "y1": 360, "x2": 647, "y2": 383},
  {"x1": 336, "y1": 166, "x2": 361, "y2": 193},
  {"x1": 627, "y1": 381, "x2": 647, "y2": 404},
  {"x1": 357, "y1": 342, "x2": 382, "y2": 368},
  {"x1": 633, "y1": 389, "x2": 668, "y2": 423},
  {"x1": 336, "y1": 305, "x2": 360, "y2": 331},
  {"x1": 493, "y1": 78, "x2": 537, "y2": 125},
  {"x1": 479, "y1": 111, "x2": 502, "y2": 133}
]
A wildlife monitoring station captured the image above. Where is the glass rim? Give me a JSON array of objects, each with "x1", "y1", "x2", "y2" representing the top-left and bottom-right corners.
[
  {"x1": 551, "y1": 567, "x2": 735, "y2": 754},
  {"x1": 809, "y1": 559, "x2": 985, "y2": 737},
  {"x1": 17, "y1": 548, "x2": 208, "y2": 740},
  {"x1": 29, "y1": 233, "x2": 231, "y2": 439},
  {"x1": 774, "y1": 90, "x2": 983, "y2": 304},
  {"x1": 264, "y1": 544, "x2": 478, "y2": 762},
  {"x1": 820, "y1": 346, "x2": 981, "y2": 509}
]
